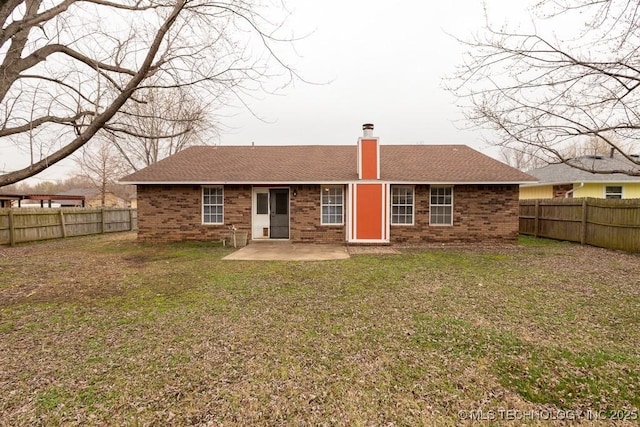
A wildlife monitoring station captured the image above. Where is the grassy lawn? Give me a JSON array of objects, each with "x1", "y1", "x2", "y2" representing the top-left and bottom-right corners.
[{"x1": 1, "y1": 233, "x2": 639, "y2": 425}]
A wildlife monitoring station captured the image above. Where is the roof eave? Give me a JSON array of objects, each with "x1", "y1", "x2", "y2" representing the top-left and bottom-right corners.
[
  {"x1": 119, "y1": 180, "x2": 536, "y2": 185},
  {"x1": 522, "y1": 178, "x2": 640, "y2": 187}
]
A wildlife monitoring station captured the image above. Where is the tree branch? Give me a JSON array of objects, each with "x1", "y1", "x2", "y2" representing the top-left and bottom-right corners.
[
  {"x1": 0, "y1": 0, "x2": 187, "y2": 186},
  {"x1": 0, "y1": 111, "x2": 95, "y2": 137}
]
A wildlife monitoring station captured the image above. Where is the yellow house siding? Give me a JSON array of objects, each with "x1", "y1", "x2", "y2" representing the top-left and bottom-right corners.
[
  {"x1": 520, "y1": 185, "x2": 553, "y2": 199},
  {"x1": 574, "y1": 183, "x2": 640, "y2": 198},
  {"x1": 623, "y1": 183, "x2": 640, "y2": 198},
  {"x1": 574, "y1": 183, "x2": 604, "y2": 198},
  {"x1": 520, "y1": 183, "x2": 640, "y2": 199}
]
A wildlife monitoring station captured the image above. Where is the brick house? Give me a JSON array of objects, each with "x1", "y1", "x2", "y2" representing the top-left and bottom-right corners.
[{"x1": 120, "y1": 124, "x2": 536, "y2": 244}]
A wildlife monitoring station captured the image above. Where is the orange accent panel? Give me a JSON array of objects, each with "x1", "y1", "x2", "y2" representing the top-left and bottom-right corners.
[
  {"x1": 383, "y1": 184, "x2": 387, "y2": 240},
  {"x1": 356, "y1": 184, "x2": 382, "y2": 239},
  {"x1": 350, "y1": 184, "x2": 355, "y2": 240},
  {"x1": 361, "y1": 139, "x2": 378, "y2": 179}
]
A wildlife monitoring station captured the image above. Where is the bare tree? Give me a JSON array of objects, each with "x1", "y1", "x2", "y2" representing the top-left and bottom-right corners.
[
  {"x1": 75, "y1": 138, "x2": 124, "y2": 205},
  {"x1": 499, "y1": 145, "x2": 547, "y2": 171},
  {"x1": 449, "y1": 0, "x2": 640, "y2": 176},
  {"x1": 560, "y1": 134, "x2": 633, "y2": 158},
  {"x1": 0, "y1": 0, "x2": 299, "y2": 186},
  {"x1": 108, "y1": 86, "x2": 210, "y2": 171},
  {"x1": 503, "y1": 134, "x2": 633, "y2": 170}
]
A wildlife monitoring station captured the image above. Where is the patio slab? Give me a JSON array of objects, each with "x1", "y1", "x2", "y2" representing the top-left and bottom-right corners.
[{"x1": 223, "y1": 241, "x2": 350, "y2": 261}]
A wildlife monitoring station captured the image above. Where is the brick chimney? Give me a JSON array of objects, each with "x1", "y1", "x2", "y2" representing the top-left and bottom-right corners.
[{"x1": 358, "y1": 123, "x2": 379, "y2": 180}]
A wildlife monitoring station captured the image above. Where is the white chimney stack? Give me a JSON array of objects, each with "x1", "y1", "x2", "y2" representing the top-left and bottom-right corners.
[{"x1": 362, "y1": 123, "x2": 374, "y2": 138}]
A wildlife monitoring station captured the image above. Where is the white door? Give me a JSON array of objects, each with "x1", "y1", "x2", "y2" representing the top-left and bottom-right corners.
[{"x1": 252, "y1": 188, "x2": 270, "y2": 239}]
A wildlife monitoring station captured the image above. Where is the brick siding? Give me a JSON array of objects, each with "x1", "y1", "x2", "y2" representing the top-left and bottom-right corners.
[
  {"x1": 137, "y1": 184, "x2": 252, "y2": 243},
  {"x1": 390, "y1": 184, "x2": 520, "y2": 244},
  {"x1": 553, "y1": 184, "x2": 573, "y2": 198},
  {"x1": 137, "y1": 184, "x2": 345, "y2": 243},
  {"x1": 290, "y1": 185, "x2": 346, "y2": 243},
  {"x1": 137, "y1": 183, "x2": 519, "y2": 244}
]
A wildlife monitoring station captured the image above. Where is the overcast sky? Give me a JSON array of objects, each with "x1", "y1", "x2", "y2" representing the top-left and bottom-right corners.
[{"x1": 1, "y1": 0, "x2": 533, "y2": 183}]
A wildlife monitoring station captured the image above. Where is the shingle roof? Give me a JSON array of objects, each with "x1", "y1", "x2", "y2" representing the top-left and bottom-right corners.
[
  {"x1": 57, "y1": 188, "x2": 100, "y2": 198},
  {"x1": 120, "y1": 145, "x2": 536, "y2": 184},
  {"x1": 526, "y1": 155, "x2": 640, "y2": 184}
]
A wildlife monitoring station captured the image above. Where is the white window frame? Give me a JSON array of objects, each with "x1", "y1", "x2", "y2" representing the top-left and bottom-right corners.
[
  {"x1": 429, "y1": 186, "x2": 453, "y2": 226},
  {"x1": 321, "y1": 185, "x2": 344, "y2": 225},
  {"x1": 391, "y1": 186, "x2": 414, "y2": 225},
  {"x1": 202, "y1": 186, "x2": 224, "y2": 224},
  {"x1": 604, "y1": 185, "x2": 623, "y2": 199}
]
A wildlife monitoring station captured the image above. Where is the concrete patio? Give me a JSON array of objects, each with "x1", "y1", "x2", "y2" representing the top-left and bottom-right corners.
[{"x1": 223, "y1": 241, "x2": 350, "y2": 261}]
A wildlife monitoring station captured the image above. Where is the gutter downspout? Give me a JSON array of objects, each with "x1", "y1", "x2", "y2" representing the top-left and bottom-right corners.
[{"x1": 565, "y1": 182, "x2": 584, "y2": 198}]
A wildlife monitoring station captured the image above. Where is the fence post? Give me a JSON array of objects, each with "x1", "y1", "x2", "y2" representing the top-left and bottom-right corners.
[
  {"x1": 59, "y1": 209, "x2": 67, "y2": 238},
  {"x1": 8, "y1": 209, "x2": 15, "y2": 247},
  {"x1": 580, "y1": 198, "x2": 588, "y2": 245},
  {"x1": 101, "y1": 208, "x2": 106, "y2": 233},
  {"x1": 129, "y1": 208, "x2": 134, "y2": 231},
  {"x1": 534, "y1": 200, "x2": 539, "y2": 238}
]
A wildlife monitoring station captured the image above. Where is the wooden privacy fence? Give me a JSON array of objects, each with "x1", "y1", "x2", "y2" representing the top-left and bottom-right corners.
[
  {"x1": 520, "y1": 198, "x2": 640, "y2": 252},
  {"x1": 0, "y1": 208, "x2": 137, "y2": 246}
]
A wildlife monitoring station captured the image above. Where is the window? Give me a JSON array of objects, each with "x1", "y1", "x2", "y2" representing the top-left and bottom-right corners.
[
  {"x1": 391, "y1": 186, "x2": 414, "y2": 225},
  {"x1": 256, "y1": 193, "x2": 268, "y2": 214},
  {"x1": 202, "y1": 186, "x2": 223, "y2": 224},
  {"x1": 605, "y1": 186, "x2": 623, "y2": 199},
  {"x1": 275, "y1": 191, "x2": 288, "y2": 214},
  {"x1": 321, "y1": 186, "x2": 344, "y2": 225},
  {"x1": 430, "y1": 186, "x2": 453, "y2": 225}
]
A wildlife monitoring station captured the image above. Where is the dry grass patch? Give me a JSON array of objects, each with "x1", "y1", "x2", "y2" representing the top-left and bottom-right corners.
[{"x1": 0, "y1": 233, "x2": 638, "y2": 425}]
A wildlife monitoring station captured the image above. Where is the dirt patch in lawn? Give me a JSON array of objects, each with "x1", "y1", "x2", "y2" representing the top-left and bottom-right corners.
[{"x1": 0, "y1": 233, "x2": 140, "y2": 305}]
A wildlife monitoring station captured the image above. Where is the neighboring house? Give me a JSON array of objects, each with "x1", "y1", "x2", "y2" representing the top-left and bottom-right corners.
[
  {"x1": 120, "y1": 124, "x2": 536, "y2": 244},
  {"x1": 56, "y1": 188, "x2": 128, "y2": 208},
  {"x1": 521, "y1": 154, "x2": 640, "y2": 199},
  {"x1": 0, "y1": 193, "x2": 85, "y2": 208}
]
